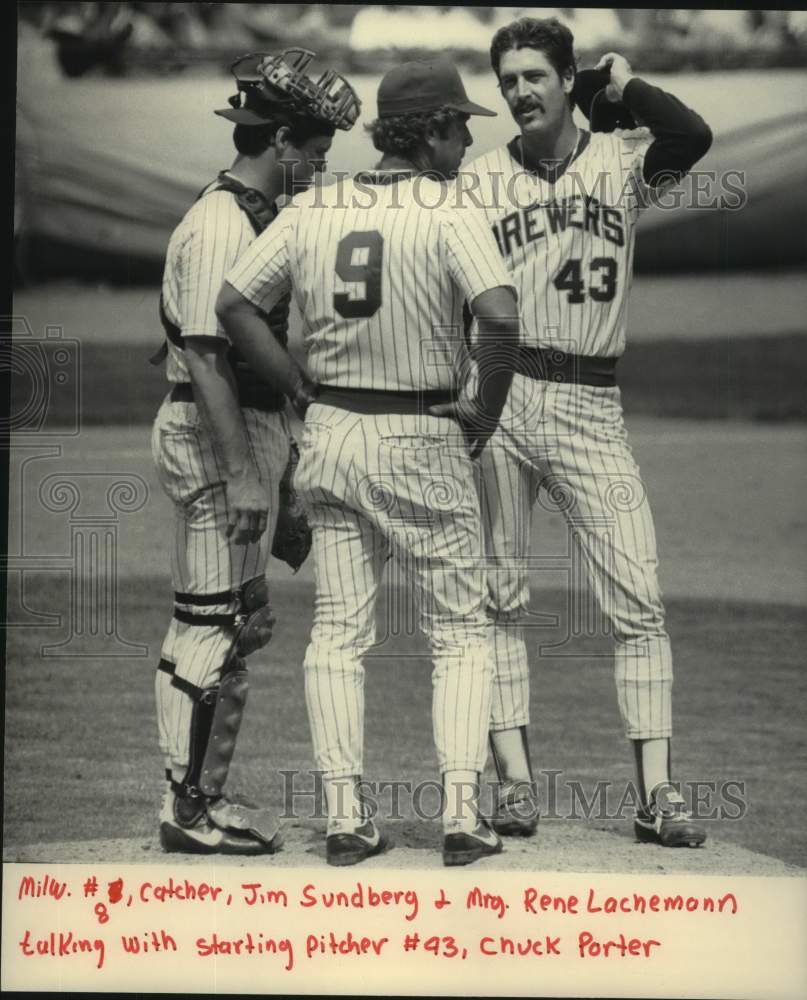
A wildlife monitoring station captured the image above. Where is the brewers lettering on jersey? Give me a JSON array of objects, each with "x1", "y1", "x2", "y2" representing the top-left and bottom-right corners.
[
  {"x1": 150, "y1": 49, "x2": 359, "y2": 856},
  {"x1": 466, "y1": 18, "x2": 713, "y2": 847},
  {"x1": 474, "y1": 132, "x2": 643, "y2": 359},
  {"x1": 217, "y1": 56, "x2": 520, "y2": 867}
]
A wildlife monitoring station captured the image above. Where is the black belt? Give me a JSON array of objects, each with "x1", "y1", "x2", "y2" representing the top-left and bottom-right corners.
[
  {"x1": 169, "y1": 381, "x2": 285, "y2": 413},
  {"x1": 514, "y1": 347, "x2": 618, "y2": 387},
  {"x1": 315, "y1": 384, "x2": 456, "y2": 416}
]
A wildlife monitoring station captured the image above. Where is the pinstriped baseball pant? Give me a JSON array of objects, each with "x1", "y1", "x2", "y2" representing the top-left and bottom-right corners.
[
  {"x1": 294, "y1": 403, "x2": 494, "y2": 779},
  {"x1": 151, "y1": 398, "x2": 290, "y2": 778},
  {"x1": 480, "y1": 377, "x2": 673, "y2": 740}
]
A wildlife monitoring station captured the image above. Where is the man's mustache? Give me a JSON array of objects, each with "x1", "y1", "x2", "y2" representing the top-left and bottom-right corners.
[{"x1": 514, "y1": 100, "x2": 544, "y2": 115}]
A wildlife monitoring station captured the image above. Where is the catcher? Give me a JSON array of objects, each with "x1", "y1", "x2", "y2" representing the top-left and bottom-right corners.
[{"x1": 150, "y1": 49, "x2": 360, "y2": 854}]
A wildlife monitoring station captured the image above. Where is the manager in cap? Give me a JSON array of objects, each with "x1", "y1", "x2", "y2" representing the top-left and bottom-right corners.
[
  {"x1": 216, "y1": 53, "x2": 521, "y2": 868},
  {"x1": 367, "y1": 55, "x2": 496, "y2": 180}
]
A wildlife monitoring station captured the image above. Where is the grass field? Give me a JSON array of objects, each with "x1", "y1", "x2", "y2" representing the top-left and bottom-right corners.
[
  {"x1": 10, "y1": 278, "x2": 807, "y2": 428},
  {"x1": 4, "y1": 575, "x2": 806, "y2": 868},
  {"x1": 4, "y1": 425, "x2": 805, "y2": 870},
  {"x1": 5, "y1": 271, "x2": 806, "y2": 872},
  {"x1": 11, "y1": 333, "x2": 806, "y2": 427}
]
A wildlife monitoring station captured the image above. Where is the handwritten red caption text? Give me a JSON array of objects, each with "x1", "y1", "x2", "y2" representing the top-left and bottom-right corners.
[{"x1": 15, "y1": 873, "x2": 739, "y2": 973}]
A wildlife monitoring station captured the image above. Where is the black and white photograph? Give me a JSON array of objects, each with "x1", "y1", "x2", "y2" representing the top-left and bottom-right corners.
[{"x1": 3, "y1": 4, "x2": 806, "y2": 995}]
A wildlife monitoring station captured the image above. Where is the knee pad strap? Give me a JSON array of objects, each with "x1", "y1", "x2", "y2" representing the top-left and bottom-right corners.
[{"x1": 172, "y1": 576, "x2": 275, "y2": 665}]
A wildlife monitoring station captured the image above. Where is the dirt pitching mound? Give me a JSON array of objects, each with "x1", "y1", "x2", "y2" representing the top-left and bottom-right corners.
[{"x1": 5, "y1": 820, "x2": 802, "y2": 875}]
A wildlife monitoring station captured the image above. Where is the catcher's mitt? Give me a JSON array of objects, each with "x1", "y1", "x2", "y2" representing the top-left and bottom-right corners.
[
  {"x1": 573, "y1": 68, "x2": 637, "y2": 133},
  {"x1": 271, "y1": 439, "x2": 312, "y2": 573}
]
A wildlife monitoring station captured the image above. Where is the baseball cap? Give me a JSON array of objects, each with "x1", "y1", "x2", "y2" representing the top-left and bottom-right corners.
[
  {"x1": 215, "y1": 53, "x2": 282, "y2": 125},
  {"x1": 377, "y1": 57, "x2": 496, "y2": 118}
]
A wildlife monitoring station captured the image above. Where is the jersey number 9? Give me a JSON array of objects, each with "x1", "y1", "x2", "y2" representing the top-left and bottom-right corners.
[{"x1": 334, "y1": 230, "x2": 384, "y2": 319}]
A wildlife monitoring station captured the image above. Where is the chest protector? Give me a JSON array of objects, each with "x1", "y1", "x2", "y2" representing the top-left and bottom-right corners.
[{"x1": 152, "y1": 172, "x2": 291, "y2": 410}]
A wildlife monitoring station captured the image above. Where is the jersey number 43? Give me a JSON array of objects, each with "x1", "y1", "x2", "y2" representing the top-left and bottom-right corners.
[
  {"x1": 553, "y1": 257, "x2": 617, "y2": 303},
  {"x1": 334, "y1": 230, "x2": 384, "y2": 319}
]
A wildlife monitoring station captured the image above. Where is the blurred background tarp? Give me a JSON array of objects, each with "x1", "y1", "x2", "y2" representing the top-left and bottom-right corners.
[{"x1": 14, "y1": 4, "x2": 807, "y2": 282}]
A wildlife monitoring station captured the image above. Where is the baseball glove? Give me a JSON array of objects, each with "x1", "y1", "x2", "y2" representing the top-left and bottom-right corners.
[
  {"x1": 573, "y1": 68, "x2": 637, "y2": 133},
  {"x1": 271, "y1": 438, "x2": 312, "y2": 573}
]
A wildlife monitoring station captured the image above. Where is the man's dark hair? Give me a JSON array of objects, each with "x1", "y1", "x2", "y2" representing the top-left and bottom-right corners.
[
  {"x1": 366, "y1": 107, "x2": 463, "y2": 159},
  {"x1": 233, "y1": 114, "x2": 336, "y2": 156},
  {"x1": 490, "y1": 16, "x2": 576, "y2": 81}
]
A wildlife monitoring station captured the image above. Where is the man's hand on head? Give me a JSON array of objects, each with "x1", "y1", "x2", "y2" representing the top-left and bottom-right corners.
[{"x1": 595, "y1": 52, "x2": 634, "y2": 102}]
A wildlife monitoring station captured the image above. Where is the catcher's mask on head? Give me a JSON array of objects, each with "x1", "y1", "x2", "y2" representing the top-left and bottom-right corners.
[
  {"x1": 214, "y1": 48, "x2": 361, "y2": 131},
  {"x1": 572, "y1": 68, "x2": 637, "y2": 133}
]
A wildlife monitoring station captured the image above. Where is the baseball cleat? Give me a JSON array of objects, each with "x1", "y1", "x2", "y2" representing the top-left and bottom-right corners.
[
  {"x1": 326, "y1": 819, "x2": 389, "y2": 867},
  {"x1": 491, "y1": 780, "x2": 540, "y2": 837},
  {"x1": 443, "y1": 819, "x2": 503, "y2": 867},
  {"x1": 159, "y1": 792, "x2": 283, "y2": 855},
  {"x1": 634, "y1": 785, "x2": 707, "y2": 848}
]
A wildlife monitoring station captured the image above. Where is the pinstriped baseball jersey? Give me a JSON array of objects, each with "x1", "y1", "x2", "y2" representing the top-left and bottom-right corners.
[
  {"x1": 161, "y1": 184, "x2": 257, "y2": 383},
  {"x1": 471, "y1": 130, "x2": 675, "y2": 743},
  {"x1": 466, "y1": 128, "x2": 654, "y2": 358},
  {"x1": 225, "y1": 175, "x2": 514, "y2": 390},
  {"x1": 224, "y1": 171, "x2": 513, "y2": 790},
  {"x1": 152, "y1": 175, "x2": 290, "y2": 787}
]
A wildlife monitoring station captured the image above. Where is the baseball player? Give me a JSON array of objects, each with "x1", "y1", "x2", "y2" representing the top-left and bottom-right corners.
[
  {"x1": 151, "y1": 49, "x2": 360, "y2": 854},
  {"x1": 464, "y1": 17, "x2": 713, "y2": 847},
  {"x1": 217, "y1": 58, "x2": 520, "y2": 866}
]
